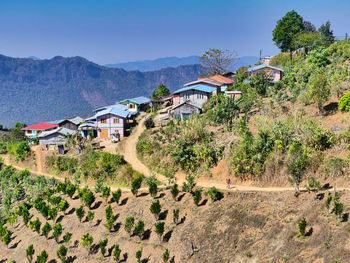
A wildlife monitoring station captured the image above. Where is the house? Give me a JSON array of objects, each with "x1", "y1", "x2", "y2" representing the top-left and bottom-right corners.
[
  {"x1": 38, "y1": 127, "x2": 76, "y2": 146},
  {"x1": 222, "y1": 71, "x2": 235, "y2": 79},
  {"x1": 51, "y1": 116, "x2": 84, "y2": 131},
  {"x1": 78, "y1": 121, "x2": 98, "y2": 138},
  {"x1": 184, "y1": 78, "x2": 224, "y2": 94},
  {"x1": 247, "y1": 64, "x2": 284, "y2": 82},
  {"x1": 208, "y1": 75, "x2": 234, "y2": 92},
  {"x1": 172, "y1": 101, "x2": 202, "y2": 120},
  {"x1": 225, "y1": 91, "x2": 242, "y2": 99},
  {"x1": 94, "y1": 107, "x2": 130, "y2": 138},
  {"x1": 172, "y1": 85, "x2": 217, "y2": 107},
  {"x1": 22, "y1": 122, "x2": 58, "y2": 138},
  {"x1": 117, "y1": 96, "x2": 151, "y2": 114}
]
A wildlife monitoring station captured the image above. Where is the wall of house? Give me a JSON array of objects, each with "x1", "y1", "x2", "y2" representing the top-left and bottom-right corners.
[
  {"x1": 179, "y1": 90, "x2": 210, "y2": 106},
  {"x1": 59, "y1": 121, "x2": 78, "y2": 131},
  {"x1": 25, "y1": 130, "x2": 39, "y2": 138},
  {"x1": 97, "y1": 113, "x2": 125, "y2": 138},
  {"x1": 173, "y1": 103, "x2": 201, "y2": 120},
  {"x1": 173, "y1": 94, "x2": 181, "y2": 106},
  {"x1": 251, "y1": 68, "x2": 282, "y2": 82},
  {"x1": 39, "y1": 133, "x2": 66, "y2": 145}
]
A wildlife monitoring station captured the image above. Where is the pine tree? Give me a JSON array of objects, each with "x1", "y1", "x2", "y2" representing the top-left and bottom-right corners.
[
  {"x1": 57, "y1": 245, "x2": 68, "y2": 263},
  {"x1": 26, "y1": 244, "x2": 35, "y2": 263},
  {"x1": 99, "y1": 238, "x2": 108, "y2": 256},
  {"x1": 155, "y1": 222, "x2": 165, "y2": 243},
  {"x1": 170, "y1": 184, "x2": 179, "y2": 201},
  {"x1": 41, "y1": 222, "x2": 52, "y2": 238},
  {"x1": 113, "y1": 244, "x2": 122, "y2": 262},
  {"x1": 76, "y1": 205, "x2": 85, "y2": 222},
  {"x1": 112, "y1": 189, "x2": 122, "y2": 205},
  {"x1": 150, "y1": 200, "x2": 161, "y2": 220}
]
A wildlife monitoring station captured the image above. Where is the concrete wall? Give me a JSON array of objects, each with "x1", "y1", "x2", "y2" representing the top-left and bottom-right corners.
[{"x1": 96, "y1": 113, "x2": 125, "y2": 138}]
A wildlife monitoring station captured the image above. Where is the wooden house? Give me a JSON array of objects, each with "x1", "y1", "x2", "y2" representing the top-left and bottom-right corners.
[
  {"x1": 51, "y1": 116, "x2": 84, "y2": 131},
  {"x1": 117, "y1": 96, "x2": 151, "y2": 114},
  {"x1": 38, "y1": 127, "x2": 76, "y2": 145},
  {"x1": 172, "y1": 85, "x2": 217, "y2": 107},
  {"x1": 94, "y1": 107, "x2": 130, "y2": 138},
  {"x1": 247, "y1": 64, "x2": 284, "y2": 82},
  {"x1": 172, "y1": 101, "x2": 202, "y2": 120}
]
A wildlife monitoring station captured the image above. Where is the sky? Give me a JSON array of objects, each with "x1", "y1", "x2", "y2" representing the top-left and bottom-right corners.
[{"x1": 0, "y1": 0, "x2": 349, "y2": 65}]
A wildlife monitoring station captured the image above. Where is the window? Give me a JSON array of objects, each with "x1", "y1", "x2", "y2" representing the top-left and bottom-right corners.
[
  {"x1": 129, "y1": 104, "x2": 136, "y2": 109},
  {"x1": 197, "y1": 93, "x2": 203, "y2": 99},
  {"x1": 27, "y1": 130, "x2": 32, "y2": 134},
  {"x1": 114, "y1": 118, "x2": 120, "y2": 124},
  {"x1": 114, "y1": 129, "x2": 119, "y2": 133},
  {"x1": 101, "y1": 118, "x2": 107, "y2": 124},
  {"x1": 184, "y1": 93, "x2": 190, "y2": 100}
]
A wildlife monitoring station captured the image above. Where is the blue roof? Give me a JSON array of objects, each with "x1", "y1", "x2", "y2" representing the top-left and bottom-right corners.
[
  {"x1": 118, "y1": 96, "x2": 151, "y2": 105},
  {"x1": 247, "y1": 64, "x2": 284, "y2": 72},
  {"x1": 173, "y1": 84, "x2": 216, "y2": 94},
  {"x1": 94, "y1": 107, "x2": 130, "y2": 119}
]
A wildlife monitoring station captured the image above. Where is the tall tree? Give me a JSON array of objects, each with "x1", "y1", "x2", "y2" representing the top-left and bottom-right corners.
[
  {"x1": 200, "y1": 48, "x2": 237, "y2": 76},
  {"x1": 318, "y1": 20, "x2": 335, "y2": 47},
  {"x1": 272, "y1": 10, "x2": 305, "y2": 59},
  {"x1": 303, "y1": 21, "x2": 316, "y2": 32},
  {"x1": 151, "y1": 84, "x2": 170, "y2": 99}
]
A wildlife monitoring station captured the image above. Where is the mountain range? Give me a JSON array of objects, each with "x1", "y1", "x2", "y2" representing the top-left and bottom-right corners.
[
  {"x1": 0, "y1": 55, "x2": 202, "y2": 127},
  {"x1": 105, "y1": 56, "x2": 258, "y2": 72}
]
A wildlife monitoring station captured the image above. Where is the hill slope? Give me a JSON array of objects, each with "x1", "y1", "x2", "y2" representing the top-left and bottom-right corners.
[
  {"x1": 105, "y1": 56, "x2": 259, "y2": 72},
  {"x1": 0, "y1": 55, "x2": 202, "y2": 127}
]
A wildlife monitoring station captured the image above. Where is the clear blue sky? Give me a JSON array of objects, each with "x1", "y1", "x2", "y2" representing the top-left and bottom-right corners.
[{"x1": 0, "y1": 0, "x2": 349, "y2": 64}]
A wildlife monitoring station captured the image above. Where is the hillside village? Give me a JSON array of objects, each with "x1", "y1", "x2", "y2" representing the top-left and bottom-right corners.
[{"x1": 3, "y1": 9, "x2": 350, "y2": 263}]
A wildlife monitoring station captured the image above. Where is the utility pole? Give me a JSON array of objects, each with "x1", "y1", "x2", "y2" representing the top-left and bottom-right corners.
[{"x1": 259, "y1": 49, "x2": 262, "y2": 62}]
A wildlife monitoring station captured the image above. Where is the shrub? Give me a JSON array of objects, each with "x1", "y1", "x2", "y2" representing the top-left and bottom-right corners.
[
  {"x1": 76, "y1": 205, "x2": 85, "y2": 222},
  {"x1": 15, "y1": 141, "x2": 30, "y2": 161},
  {"x1": 325, "y1": 195, "x2": 332, "y2": 209},
  {"x1": 338, "y1": 91, "x2": 350, "y2": 112},
  {"x1": 26, "y1": 244, "x2": 35, "y2": 263},
  {"x1": 36, "y1": 250, "x2": 48, "y2": 263},
  {"x1": 81, "y1": 233, "x2": 93, "y2": 251},
  {"x1": 82, "y1": 188, "x2": 95, "y2": 209},
  {"x1": 41, "y1": 222, "x2": 52, "y2": 238},
  {"x1": 87, "y1": 211, "x2": 95, "y2": 223},
  {"x1": 99, "y1": 238, "x2": 108, "y2": 256},
  {"x1": 65, "y1": 184, "x2": 76, "y2": 198},
  {"x1": 170, "y1": 184, "x2": 179, "y2": 201},
  {"x1": 163, "y1": 248, "x2": 170, "y2": 263},
  {"x1": 48, "y1": 207, "x2": 58, "y2": 221},
  {"x1": 112, "y1": 189, "x2": 122, "y2": 204},
  {"x1": 94, "y1": 177, "x2": 103, "y2": 193},
  {"x1": 305, "y1": 176, "x2": 321, "y2": 192},
  {"x1": 101, "y1": 186, "x2": 111, "y2": 203},
  {"x1": 193, "y1": 189, "x2": 202, "y2": 206},
  {"x1": 3, "y1": 229, "x2": 12, "y2": 247},
  {"x1": 298, "y1": 217, "x2": 307, "y2": 237},
  {"x1": 53, "y1": 223, "x2": 63, "y2": 243},
  {"x1": 131, "y1": 175, "x2": 143, "y2": 196},
  {"x1": 58, "y1": 199, "x2": 70, "y2": 214},
  {"x1": 136, "y1": 246, "x2": 143, "y2": 263},
  {"x1": 334, "y1": 200, "x2": 344, "y2": 220},
  {"x1": 146, "y1": 176, "x2": 158, "y2": 198},
  {"x1": 49, "y1": 195, "x2": 62, "y2": 206},
  {"x1": 63, "y1": 232, "x2": 72, "y2": 245},
  {"x1": 125, "y1": 216, "x2": 135, "y2": 234},
  {"x1": 105, "y1": 205, "x2": 115, "y2": 231},
  {"x1": 173, "y1": 209, "x2": 179, "y2": 225},
  {"x1": 150, "y1": 200, "x2": 161, "y2": 220},
  {"x1": 133, "y1": 220, "x2": 145, "y2": 239},
  {"x1": 113, "y1": 244, "x2": 122, "y2": 262},
  {"x1": 205, "y1": 187, "x2": 223, "y2": 202},
  {"x1": 182, "y1": 175, "x2": 196, "y2": 193},
  {"x1": 154, "y1": 222, "x2": 165, "y2": 243},
  {"x1": 29, "y1": 217, "x2": 41, "y2": 234},
  {"x1": 57, "y1": 245, "x2": 68, "y2": 263}
]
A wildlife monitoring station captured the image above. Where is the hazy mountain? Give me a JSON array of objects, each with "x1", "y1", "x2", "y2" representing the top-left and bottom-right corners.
[
  {"x1": 106, "y1": 56, "x2": 259, "y2": 72},
  {"x1": 27, "y1": 56, "x2": 41, "y2": 60},
  {"x1": 0, "y1": 55, "x2": 203, "y2": 127}
]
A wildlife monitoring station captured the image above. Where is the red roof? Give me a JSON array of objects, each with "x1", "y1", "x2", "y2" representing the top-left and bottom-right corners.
[
  {"x1": 22, "y1": 122, "x2": 58, "y2": 131},
  {"x1": 209, "y1": 74, "x2": 234, "y2": 85}
]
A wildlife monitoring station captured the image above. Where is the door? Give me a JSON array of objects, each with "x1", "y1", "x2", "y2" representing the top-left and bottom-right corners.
[{"x1": 100, "y1": 129, "x2": 109, "y2": 138}]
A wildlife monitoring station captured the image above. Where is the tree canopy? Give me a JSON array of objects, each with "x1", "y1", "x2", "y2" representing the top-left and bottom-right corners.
[
  {"x1": 151, "y1": 84, "x2": 170, "y2": 99},
  {"x1": 200, "y1": 48, "x2": 237, "y2": 76}
]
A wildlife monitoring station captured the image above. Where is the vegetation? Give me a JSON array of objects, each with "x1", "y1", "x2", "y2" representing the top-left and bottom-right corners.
[
  {"x1": 124, "y1": 216, "x2": 135, "y2": 234},
  {"x1": 193, "y1": 189, "x2": 202, "y2": 206},
  {"x1": 99, "y1": 238, "x2": 108, "y2": 256},
  {"x1": 298, "y1": 217, "x2": 307, "y2": 238},
  {"x1": 57, "y1": 245, "x2": 68, "y2": 263},
  {"x1": 155, "y1": 222, "x2": 165, "y2": 243},
  {"x1": 112, "y1": 189, "x2": 122, "y2": 204},
  {"x1": 113, "y1": 244, "x2": 122, "y2": 262},
  {"x1": 76, "y1": 205, "x2": 85, "y2": 222},
  {"x1": 170, "y1": 184, "x2": 179, "y2": 201},
  {"x1": 81, "y1": 233, "x2": 93, "y2": 252},
  {"x1": 150, "y1": 200, "x2": 161, "y2": 220},
  {"x1": 133, "y1": 220, "x2": 145, "y2": 239},
  {"x1": 163, "y1": 248, "x2": 170, "y2": 263},
  {"x1": 26, "y1": 244, "x2": 35, "y2": 263},
  {"x1": 36, "y1": 250, "x2": 48, "y2": 263},
  {"x1": 53, "y1": 223, "x2": 63, "y2": 243},
  {"x1": 151, "y1": 84, "x2": 170, "y2": 100},
  {"x1": 131, "y1": 174, "x2": 143, "y2": 196}
]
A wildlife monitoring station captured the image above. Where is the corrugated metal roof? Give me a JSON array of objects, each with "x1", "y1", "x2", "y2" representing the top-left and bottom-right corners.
[
  {"x1": 94, "y1": 107, "x2": 130, "y2": 119},
  {"x1": 68, "y1": 116, "x2": 84, "y2": 125},
  {"x1": 184, "y1": 78, "x2": 224, "y2": 87},
  {"x1": 247, "y1": 64, "x2": 284, "y2": 72},
  {"x1": 173, "y1": 84, "x2": 216, "y2": 94},
  {"x1": 118, "y1": 96, "x2": 151, "y2": 105},
  {"x1": 209, "y1": 75, "x2": 234, "y2": 85},
  {"x1": 172, "y1": 101, "x2": 203, "y2": 110},
  {"x1": 93, "y1": 104, "x2": 128, "y2": 113},
  {"x1": 22, "y1": 122, "x2": 58, "y2": 130},
  {"x1": 39, "y1": 127, "x2": 76, "y2": 138},
  {"x1": 78, "y1": 121, "x2": 97, "y2": 130}
]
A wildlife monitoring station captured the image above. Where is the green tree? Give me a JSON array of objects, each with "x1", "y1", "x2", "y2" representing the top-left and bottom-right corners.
[
  {"x1": 146, "y1": 176, "x2": 158, "y2": 198},
  {"x1": 250, "y1": 71, "x2": 272, "y2": 97},
  {"x1": 87, "y1": 211, "x2": 95, "y2": 223},
  {"x1": 76, "y1": 205, "x2": 85, "y2": 222},
  {"x1": 81, "y1": 233, "x2": 93, "y2": 252},
  {"x1": 112, "y1": 189, "x2": 122, "y2": 205},
  {"x1": 99, "y1": 238, "x2": 108, "y2": 256},
  {"x1": 58, "y1": 199, "x2": 70, "y2": 214},
  {"x1": 136, "y1": 246, "x2": 143, "y2": 263},
  {"x1": 154, "y1": 222, "x2": 165, "y2": 243},
  {"x1": 105, "y1": 205, "x2": 115, "y2": 232},
  {"x1": 65, "y1": 184, "x2": 76, "y2": 199},
  {"x1": 205, "y1": 187, "x2": 223, "y2": 202},
  {"x1": 170, "y1": 184, "x2": 179, "y2": 201},
  {"x1": 308, "y1": 71, "x2": 330, "y2": 114},
  {"x1": 200, "y1": 48, "x2": 237, "y2": 75},
  {"x1": 338, "y1": 91, "x2": 350, "y2": 112},
  {"x1": 63, "y1": 232, "x2": 72, "y2": 245},
  {"x1": 131, "y1": 175, "x2": 143, "y2": 197},
  {"x1": 124, "y1": 216, "x2": 135, "y2": 234},
  {"x1": 53, "y1": 223, "x2": 63, "y2": 243},
  {"x1": 150, "y1": 200, "x2": 161, "y2": 220},
  {"x1": 41, "y1": 222, "x2": 52, "y2": 238},
  {"x1": 193, "y1": 189, "x2": 202, "y2": 206},
  {"x1": 26, "y1": 244, "x2": 35, "y2": 263},
  {"x1": 133, "y1": 220, "x2": 145, "y2": 239},
  {"x1": 173, "y1": 209, "x2": 179, "y2": 225},
  {"x1": 152, "y1": 84, "x2": 170, "y2": 100},
  {"x1": 101, "y1": 186, "x2": 111, "y2": 204},
  {"x1": 29, "y1": 217, "x2": 41, "y2": 234},
  {"x1": 287, "y1": 141, "x2": 308, "y2": 196},
  {"x1": 292, "y1": 31, "x2": 322, "y2": 54},
  {"x1": 2, "y1": 229, "x2": 12, "y2": 247},
  {"x1": 113, "y1": 244, "x2": 122, "y2": 262},
  {"x1": 48, "y1": 207, "x2": 58, "y2": 221},
  {"x1": 327, "y1": 157, "x2": 346, "y2": 194},
  {"x1": 83, "y1": 189, "x2": 95, "y2": 209},
  {"x1": 163, "y1": 248, "x2": 170, "y2": 263},
  {"x1": 94, "y1": 177, "x2": 103, "y2": 193},
  {"x1": 36, "y1": 250, "x2": 48, "y2": 263},
  {"x1": 298, "y1": 217, "x2": 307, "y2": 237},
  {"x1": 182, "y1": 175, "x2": 196, "y2": 193},
  {"x1": 57, "y1": 245, "x2": 68, "y2": 263},
  {"x1": 272, "y1": 10, "x2": 305, "y2": 59},
  {"x1": 318, "y1": 20, "x2": 335, "y2": 46},
  {"x1": 334, "y1": 198, "x2": 344, "y2": 221}
]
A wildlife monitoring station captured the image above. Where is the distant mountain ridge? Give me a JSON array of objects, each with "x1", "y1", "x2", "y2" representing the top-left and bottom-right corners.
[
  {"x1": 0, "y1": 55, "x2": 203, "y2": 127},
  {"x1": 105, "y1": 56, "x2": 259, "y2": 72}
]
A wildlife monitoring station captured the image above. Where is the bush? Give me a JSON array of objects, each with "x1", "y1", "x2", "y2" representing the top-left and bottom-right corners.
[
  {"x1": 193, "y1": 189, "x2": 202, "y2": 206},
  {"x1": 112, "y1": 189, "x2": 122, "y2": 204},
  {"x1": 76, "y1": 205, "x2": 85, "y2": 222},
  {"x1": 154, "y1": 222, "x2": 165, "y2": 242},
  {"x1": 182, "y1": 175, "x2": 196, "y2": 193},
  {"x1": 173, "y1": 209, "x2": 179, "y2": 225},
  {"x1": 53, "y1": 223, "x2": 63, "y2": 243},
  {"x1": 205, "y1": 187, "x2": 223, "y2": 202},
  {"x1": 41, "y1": 222, "x2": 52, "y2": 238},
  {"x1": 99, "y1": 238, "x2": 108, "y2": 256},
  {"x1": 146, "y1": 176, "x2": 158, "y2": 197},
  {"x1": 87, "y1": 211, "x2": 95, "y2": 223},
  {"x1": 339, "y1": 91, "x2": 350, "y2": 112},
  {"x1": 150, "y1": 200, "x2": 161, "y2": 220},
  {"x1": 136, "y1": 246, "x2": 143, "y2": 263},
  {"x1": 325, "y1": 194, "x2": 332, "y2": 209},
  {"x1": 113, "y1": 244, "x2": 122, "y2": 261},
  {"x1": 58, "y1": 199, "x2": 70, "y2": 214},
  {"x1": 63, "y1": 232, "x2": 72, "y2": 245},
  {"x1": 29, "y1": 217, "x2": 41, "y2": 234},
  {"x1": 48, "y1": 207, "x2": 58, "y2": 221},
  {"x1": 15, "y1": 141, "x2": 30, "y2": 161},
  {"x1": 105, "y1": 205, "x2": 115, "y2": 232},
  {"x1": 26, "y1": 244, "x2": 35, "y2": 263},
  {"x1": 101, "y1": 186, "x2": 111, "y2": 203},
  {"x1": 170, "y1": 184, "x2": 179, "y2": 201},
  {"x1": 125, "y1": 216, "x2": 135, "y2": 234},
  {"x1": 133, "y1": 220, "x2": 145, "y2": 239},
  {"x1": 57, "y1": 245, "x2": 68, "y2": 262},
  {"x1": 36, "y1": 250, "x2": 48, "y2": 263},
  {"x1": 163, "y1": 248, "x2": 170, "y2": 263},
  {"x1": 131, "y1": 175, "x2": 143, "y2": 196},
  {"x1": 81, "y1": 233, "x2": 93, "y2": 251},
  {"x1": 298, "y1": 217, "x2": 307, "y2": 237}
]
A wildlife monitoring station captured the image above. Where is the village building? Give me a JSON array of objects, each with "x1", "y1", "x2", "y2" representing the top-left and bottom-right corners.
[
  {"x1": 117, "y1": 96, "x2": 151, "y2": 114},
  {"x1": 172, "y1": 84, "x2": 217, "y2": 107},
  {"x1": 171, "y1": 101, "x2": 202, "y2": 120},
  {"x1": 247, "y1": 64, "x2": 284, "y2": 82},
  {"x1": 225, "y1": 90, "x2": 242, "y2": 99},
  {"x1": 184, "y1": 78, "x2": 224, "y2": 94},
  {"x1": 38, "y1": 127, "x2": 76, "y2": 146},
  {"x1": 22, "y1": 122, "x2": 58, "y2": 138},
  {"x1": 78, "y1": 121, "x2": 98, "y2": 138},
  {"x1": 50, "y1": 116, "x2": 84, "y2": 131}
]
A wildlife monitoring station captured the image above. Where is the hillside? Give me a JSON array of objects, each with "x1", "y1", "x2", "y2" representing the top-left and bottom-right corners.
[
  {"x1": 105, "y1": 56, "x2": 259, "y2": 72},
  {"x1": 0, "y1": 55, "x2": 203, "y2": 127}
]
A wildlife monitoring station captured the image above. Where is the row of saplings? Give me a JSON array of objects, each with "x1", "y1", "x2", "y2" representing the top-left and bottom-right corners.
[
  {"x1": 297, "y1": 191, "x2": 345, "y2": 239},
  {"x1": 0, "y1": 174, "x2": 223, "y2": 262}
]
